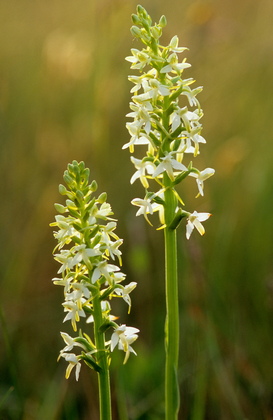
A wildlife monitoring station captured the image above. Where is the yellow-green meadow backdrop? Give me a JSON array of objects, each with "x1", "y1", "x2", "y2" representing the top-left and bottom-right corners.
[{"x1": 1, "y1": 0, "x2": 273, "y2": 419}]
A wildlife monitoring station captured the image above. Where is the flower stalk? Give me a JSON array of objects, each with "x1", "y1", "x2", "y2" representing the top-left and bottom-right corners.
[
  {"x1": 51, "y1": 160, "x2": 139, "y2": 420},
  {"x1": 164, "y1": 182, "x2": 180, "y2": 418},
  {"x1": 124, "y1": 5, "x2": 214, "y2": 419},
  {"x1": 92, "y1": 289, "x2": 112, "y2": 419}
]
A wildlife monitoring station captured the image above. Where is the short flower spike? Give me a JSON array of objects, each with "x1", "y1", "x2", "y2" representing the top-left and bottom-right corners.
[{"x1": 51, "y1": 161, "x2": 139, "y2": 383}]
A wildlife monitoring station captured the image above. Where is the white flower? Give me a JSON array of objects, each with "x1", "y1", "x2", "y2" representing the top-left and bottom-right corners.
[
  {"x1": 52, "y1": 215, "x2": 79, "y2": 248},
  {"x1": 70, "y1": 244, "x2": 100, "y2": 269},
  {"x1": 130, "y1": 157, "x2": 156, "y2": 188},
  {"x1": 128, "y1": 75, "x2": 146, "y2": 93},
  {"x1": 133, "y1": 78, "x2": 170, "y2": 104},
  {"x1": 111, "y1": 271, "x2": 127, "y2": 284},
  {"x1": 189, "y1": 168, "x2": 215, "y2": 196},
  {"x1": 102, "y1": 222, "x2": 119, "y2": 241},
  {"x1": 181, "y1": 85, "x2": 202, "y2": 107},
  {"x1": 52, "y1": 275, "x2": 73, "y2": 294},
  {"x1": 131, "y1": 197, "x2": 162, "y2": 225},
  {"x1": 65, "y1": 282, "x2": 91, "y2": 310},
  {"x1": 168, "y1": 36, "x2": 188, "y2": 53},
  {"x1": 174, "y1": 138, "x2": 196, "y2": 155},
  {"x1": 96, "y1": 202, "x2": 114, "y2": 219},
  {"x1": 126, "y1": 101, "x2": 153, "y2": 133},
  {"x1": 148, "y1": 79, "x2": 170, "y2": 97},
  {"x1": 153, "y1": 152, "x2": 187, "y2": 181},
  {"x1": 60, "y1": 352, "x2": 81, "y2": 381},
  {"x1": 62, "y1": 301, "x2": 86, "y2": 331},
  {"x1": 91, "y1": 261, "x2": 120, "y2": 284},
  {"x1": 86, "y1": 300, "x2": 115, "y2": 323},
  {"x1": 126, "y1": 119, "x2": 143, "y2": 137},
  {"x1": 123, "y1": 119, "x2": 150, "y2": 152},
  {"x1": 88, "y1": 202, "x2": 114, "y2": 225},
  {"x1": 186, "y1": 211, "x2": 211, "y2": 240},
  {"x1": 125, "y1": 48, "x2": 151, "y2": 70},
  {"x1": 60, "y1": 332, "x2": 87, "y2": 353},
  {"x1": 170, "y1": 106, "x2": 200, "y2": 133},
  {"x1": 160, "y1": 53, "x2": 191, "y2": 74},
  {"x1": 110, "y1": 324, "x2": 139, "y2": 364},
  {"x1": 54, "y1": 250, "x2": 74, "y2": 274},
  {"x1": 114, "y1": 282, "x2": 137, "y2": 311},
  {"x1": 183, "y1": 128, "x2": 206, "y2": 156},
  {"x1": 104, "y1": 239, "x2": 123, "y2": 265},
  {"x1": 100, "y1": 222, "x2": 123, "y2": 264}
]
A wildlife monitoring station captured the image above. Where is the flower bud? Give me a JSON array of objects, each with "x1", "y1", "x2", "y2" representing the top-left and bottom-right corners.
[
  {"x1": 67, "y1": 162, "x2": 75, "y2": 173},
  {"x1": 131, "y1": 13, "x2": 140, "y2": 25},
  {"x1": 98, "y1": 192, "x2": 107, "y2": 204},
  {"x1": 78, "y1": 161, "x2": 85, "y2": 172},
  {"x1": 141, "y1": 19, "x2": 151, "y2": 33},
  {"x1": 137, "y1": 4, "x2": 145, "y2": 15},
  {"x1": 83, "y1": 167, "x2": 90, "y2": 181},
  {"x1": 130, "y1": 26, "x2": 141, "y2": 38},
  {"x1": 90, "y1": 180, "x2": 98, "y2": 192},
  {"x1": 159, "y1": 15, "x2": 167, "y2": 28},
  {"x1": 59, "y1": 184, "x2": 67, "y2": 195},
  {"x1": 65, "y1": 198, "x2": 76, "y2": 207},
  {"x1": 140, "y1": 29, "x2": 151, "y2": 43},
  {"x1": 76, "y1": 189, "x2": 84, "y2": 201},
  {"x1": 54, "y1": 203, "x2": 66, "y2": 213},
  {"x1": 150, "y1": 26, "x2": 162, "y2": 40},
  {"x1": 63, "y1": 173, "x2": 74, "y2": 187}
]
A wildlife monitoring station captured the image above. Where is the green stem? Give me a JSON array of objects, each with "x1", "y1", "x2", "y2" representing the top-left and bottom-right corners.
[
  {"x1": 93, "y1": 290, "x2": 112, "y2": 420},
  {"x1": 164, "y1": 179, "x2": 180, "y2": 420},
  {"x1": 83, "y1": 207, "x2": 111, "y2": 419}
]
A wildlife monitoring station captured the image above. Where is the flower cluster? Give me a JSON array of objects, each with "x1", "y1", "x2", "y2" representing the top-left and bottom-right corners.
[
  {"x1": 51, "y1": 161, "x2": 139, "y2": 380},
  {"x1": 124, "y1": 6, "x2": 215, "y2": 238}
]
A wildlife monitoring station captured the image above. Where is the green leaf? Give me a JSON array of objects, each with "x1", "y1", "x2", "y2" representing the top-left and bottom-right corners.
[
  {"x1": 169, "y1": 208, "x2": 187, "y2": 230},
  {"x1": 99, "y1": 320, "x2": 116, "y2": 334},
  {"x1": 173, "y1": 170, "x2": 191, "y2": 185},
  {"x1": 81, "y1": 353, "x2": 102, "y2": 373}
]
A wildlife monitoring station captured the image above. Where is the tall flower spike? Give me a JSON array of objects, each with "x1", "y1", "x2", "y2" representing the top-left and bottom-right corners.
[
  {"x1": 124, "y1": 6, "x2": 215, "y2": 237},
  {"x1": 51, "y1": 161, "x2": 139, "y2": 388},
  {"x1": 124, "y1": 6, "x2": 215, "y2": 420}
]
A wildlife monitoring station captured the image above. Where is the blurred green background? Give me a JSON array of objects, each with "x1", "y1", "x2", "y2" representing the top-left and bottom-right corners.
[{"x1": 1, "y1": 0, "x2": 273, "y2": 419}]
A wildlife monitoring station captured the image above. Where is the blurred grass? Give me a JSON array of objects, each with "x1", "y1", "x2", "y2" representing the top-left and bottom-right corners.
[{"x1": 0, "y1": 0, "x2": 273, "y2": 419}]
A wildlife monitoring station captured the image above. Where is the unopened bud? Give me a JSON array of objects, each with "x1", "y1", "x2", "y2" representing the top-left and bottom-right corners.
[
  {"x1": 130, "y1": 25, "x2": 141, "y2": 38},
  {"x1": 131, "y1": 13, "x2": 140, "y2": 25},
  {"x1": 150, "y1": 26, "x2": 162, "y2": 40},
  {"x1": 54, "y1": 203, "x2": 66, "y2": 213},
  {"x1": 59, "y1": 184, "x2": 67, "y2": 195},
  {"x1": 90, "y1": 180, "x2": 98, "y2": 192},
  {"x1": 63, "y1": 173, "x2": 74, "y2": 186},
  {"x1": 136, "y1": 4, "x2": 145, "y2": 15},
  {"x1": 98, "y1": 192, "x2": 107, "y2": 204},
  {"x1": 159, "y1": 15, "x2": 167, "y2": 28},
  {"x1": 76, "y1": 190, "x2": 84, "y2": 201}
]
